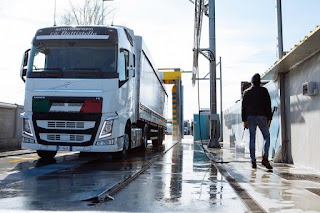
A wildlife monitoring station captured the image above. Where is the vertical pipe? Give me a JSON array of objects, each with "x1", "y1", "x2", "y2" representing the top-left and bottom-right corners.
[
  {"x1": 276, "y1": 0, "x2": 284, "y2": 58},
  {"x1": 276, "y1": 0, "x2": 290, "y2": 163},
  {"x1": 181, "y1": 83, "x2": 184, "y2": 139},
  {"x1": 101, "y1": 0, "x2": 104, "y2": 25},
  {"x1": 209, "y1": 0, "x2": 216, "y2": 115},
  {"x1": 279, "y1": 72, "x2": 289, "y2": 162},
  {"x1": 219, "y1": 57, "x2": 223, "y2": 141},
  {"x1": 208, "y1": 0, "x2": 220, "y2": 148}
]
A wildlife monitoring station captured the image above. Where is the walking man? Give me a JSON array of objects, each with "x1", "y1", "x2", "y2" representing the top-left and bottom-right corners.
[{"x1": 242, "y1": 73, "x2": 273, "y2": 169}]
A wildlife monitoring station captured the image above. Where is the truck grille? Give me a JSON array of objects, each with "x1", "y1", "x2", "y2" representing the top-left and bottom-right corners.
[
  {"x1": 37, "y1": 120, "x2": 95, "y2": 130},
  {"x1": 48, "y1": 121, "x2": 84, "y2": 129},
  {"x1": 40, "y1": 133, "x2": 91, "y2": 143},
  {"x1": 32, "y1": 106, "x2": 101, "y2": 146}
]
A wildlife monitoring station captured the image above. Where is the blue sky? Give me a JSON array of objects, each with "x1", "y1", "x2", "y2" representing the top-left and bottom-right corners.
[{"x1": 0, "y1": 0, "x2": 319, "y2": 120}]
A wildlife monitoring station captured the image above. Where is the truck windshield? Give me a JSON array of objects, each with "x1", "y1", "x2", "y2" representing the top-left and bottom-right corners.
[{"x1": 28, "y1": 42, "x2": 117, "y2": 79}]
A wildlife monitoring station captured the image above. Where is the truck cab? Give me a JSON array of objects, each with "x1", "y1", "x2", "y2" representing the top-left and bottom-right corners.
[{"x1": 20, "y1": 26, "x2": 140, "y2": 158}]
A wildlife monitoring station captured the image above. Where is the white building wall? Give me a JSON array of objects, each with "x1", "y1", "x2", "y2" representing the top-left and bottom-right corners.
[
  {"x1": 285, "y1": 52, "x2": 320, "y2": 170},
  {"x1": 0, "y1": 103, "x2": 23, "y2": 151}
]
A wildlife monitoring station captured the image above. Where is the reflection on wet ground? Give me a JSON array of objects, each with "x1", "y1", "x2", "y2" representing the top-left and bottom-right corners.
[
  {"x1": 101, "y1": 136, "x2": 248, "y2": 212},
  {"x1": 0, "y1": 136, "x2": 248, "y2": 212},
  {"x1": 208, "y1": 142, "x2": 320, "y2": 212}
]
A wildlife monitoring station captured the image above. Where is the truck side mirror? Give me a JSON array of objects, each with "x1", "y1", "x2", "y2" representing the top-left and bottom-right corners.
[
  {"x1": 21, "y1": 69, "x2": 27, "y2": 83},
  {"x1": 118, "y1": 52, "x2": 126, "y2": 81},
  {"x1": 20, "y1": 49, "x2": 30, "y2": 82}
]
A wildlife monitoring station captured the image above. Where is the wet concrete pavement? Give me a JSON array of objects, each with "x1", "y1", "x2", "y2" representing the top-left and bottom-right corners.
[
  {"x1": 0, "y1": 136, "x2": 319, "y2": 212},
  {"x1": 103, "y1": 136, "x2": 247, "y2": 213},
  {"x1": 205, "y1": 141, "x2": 320, "y2": 212},
  {"x1": 0, "y1": 135, "x2": 248, "y2": 213}
]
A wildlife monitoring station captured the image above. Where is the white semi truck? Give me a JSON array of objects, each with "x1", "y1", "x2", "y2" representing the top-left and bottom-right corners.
[{"x1": 20, "y1": 26, "x2": 167, "y2": 159}]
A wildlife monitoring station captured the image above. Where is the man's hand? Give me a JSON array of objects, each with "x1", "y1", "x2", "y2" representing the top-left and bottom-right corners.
[
  {"x1": 243, "y1": 121, "x2": 248, "y2": 129},
  {"x1": 267, "y1": 120, "x2": 271, "y2": 128}
]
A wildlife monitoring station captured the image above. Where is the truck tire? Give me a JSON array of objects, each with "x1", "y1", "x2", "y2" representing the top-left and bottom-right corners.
[
  {"x1": 112, "y1": 134, "x2": 129, "y2": 160},
  {"x1": 152, "y1": 127, "x2": 163, "y2": 147},
  {"x1": 158, "y1": 128, "x2": 164, "y2": 145},
  {"x1": 141, "y1": 124, "x2": 148, "y2": 150},
  {"x1": 37, "y1": 150, "x2": 57, "y2": 159}
]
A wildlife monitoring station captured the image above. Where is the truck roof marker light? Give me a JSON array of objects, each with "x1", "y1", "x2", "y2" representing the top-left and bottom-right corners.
[{"x1": 80, "y1": 99, "x2": 102, "y2": 113}]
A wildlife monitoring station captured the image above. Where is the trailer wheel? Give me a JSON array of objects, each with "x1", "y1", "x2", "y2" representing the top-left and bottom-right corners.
[
  {"x1": 141, "y1": 124, "x2": 148, "y2": 150},
  {"x1": 158, "y1": 128, "x2": 164, "y2": 146},
  {"x1": 37, "y1": 150, "x2": 57, "y2": 159},
  {"x1": 152, "y1": 127, "x2": 163, "y2": 147}
]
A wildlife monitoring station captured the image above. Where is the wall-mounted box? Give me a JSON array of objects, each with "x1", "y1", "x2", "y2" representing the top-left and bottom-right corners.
[{"x1": 303, "y1": 81, "x2": 318, "y2": 96}]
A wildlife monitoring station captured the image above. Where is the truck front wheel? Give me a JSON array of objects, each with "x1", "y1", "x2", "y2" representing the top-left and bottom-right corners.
[
  {"x1": 37, "y1": 150, "x2": 57, "y2": 159},
  {"x1": 112, "y1": 134, "x2": 129, "y2": 160}
]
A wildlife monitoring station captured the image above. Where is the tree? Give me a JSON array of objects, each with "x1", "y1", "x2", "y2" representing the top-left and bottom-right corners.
[{"x1": 59, "y1": 0, "x2": 115, "y2": 25}]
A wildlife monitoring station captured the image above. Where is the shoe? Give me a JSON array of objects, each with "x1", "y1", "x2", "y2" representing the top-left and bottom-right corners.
[
  {"x1": 252, "y1": 160, "x2": 257, "y2": 169},
  {"x1": 262, "y1": 158, "x2": 273, "y2": 170}
]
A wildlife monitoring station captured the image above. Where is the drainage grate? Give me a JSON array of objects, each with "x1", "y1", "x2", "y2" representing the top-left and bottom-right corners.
[
  {"x1": 278, "y1": 173, "x2": 320, "y2": 183},
  {"x1": 306, "y1": 188, "x2": 320, "y2": 197}
]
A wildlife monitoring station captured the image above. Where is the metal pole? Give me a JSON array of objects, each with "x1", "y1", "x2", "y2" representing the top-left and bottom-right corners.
[
  {"x1": 101, "y1": 0, "x2": 104, "y2": 25},
  {"x1": 181, "y1": 84, "x2": 184, "y2": 139},
  {"x1": 219, "y1": 56, "x2": 223, "y2": 142},
  {"x1": 276, "y1": 0, "x2": 284, "y2": 58},
  {"x1": 101, "y1": 0, "x2": 114, "y2": 25},
  {"x1": 177, "y1": 78, "x2": 182, "y2": 140},
  {"x1": 276, "y1": 0, "x2": 291, "y2": 163},
  {"x1": 208, "y1": 0, "x2": 220, "y2": 148}
]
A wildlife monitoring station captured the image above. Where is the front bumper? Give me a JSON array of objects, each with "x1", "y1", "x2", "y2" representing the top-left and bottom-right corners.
[{"x1": 21, "y1": 134, "x2": 126, "y2": 153}]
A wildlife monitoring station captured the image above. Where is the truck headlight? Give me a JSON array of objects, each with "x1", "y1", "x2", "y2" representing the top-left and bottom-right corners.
[
  {"x1": 99, "y1": 119, "x2": 114, "y2": 138},
  {"x1": 23, "y1": 118, "x2": 33, "y2": 137}
]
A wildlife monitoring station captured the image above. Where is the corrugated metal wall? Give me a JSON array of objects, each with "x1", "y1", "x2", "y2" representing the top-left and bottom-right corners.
[
  {"x1": 223, "y1": 51, "x2": 320, "y2": 172},
  {"x1": 285, "y1": 52, "x2": 320, "y2": 170}
]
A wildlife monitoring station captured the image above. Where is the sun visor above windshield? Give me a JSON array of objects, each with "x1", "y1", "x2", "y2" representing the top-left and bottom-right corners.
[{"x1": 33, "y1": 26, "x2": 118, "y2": 44}]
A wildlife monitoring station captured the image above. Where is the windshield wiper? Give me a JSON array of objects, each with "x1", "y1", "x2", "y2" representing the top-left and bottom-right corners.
[
  {"x1": 31, "y1": 68, "x2": 63, "y2": 78},
  {"x1": 69, "y1": 68, "x2": 103, "y2": 78},
  {"x1": 32, "y1": 68, "x2": 62, "y2": 71}
]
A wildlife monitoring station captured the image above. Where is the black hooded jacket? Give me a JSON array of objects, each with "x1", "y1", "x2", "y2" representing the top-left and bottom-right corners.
[{"x1": 241, "y1": 84, "x2": 272, "y2": 122}]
